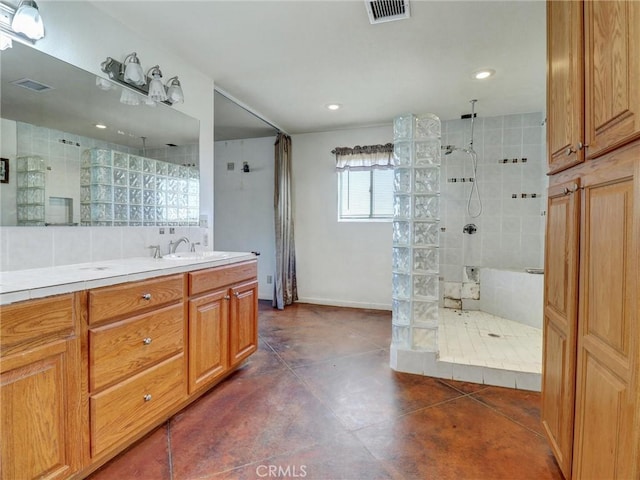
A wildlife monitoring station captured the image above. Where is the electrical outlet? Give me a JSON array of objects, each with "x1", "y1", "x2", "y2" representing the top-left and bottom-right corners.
[
  {"x1": 227, "y1": 162, "x2": 235, "y2": 171},
  {"x1": 266, "y1": 275, "x2": 273, "y2": 284},
  {"x1": 199, "y1": 214, "x2": 208, "y2": 228}
]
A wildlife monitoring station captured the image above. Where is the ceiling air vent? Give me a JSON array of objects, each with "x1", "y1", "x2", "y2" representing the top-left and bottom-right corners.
[
  {"x1": 11, "y1": 78, "x2": 54, "y2": 93},
  {"x1": 365, "y1": 0, "x2": 410, "y2": 24}
]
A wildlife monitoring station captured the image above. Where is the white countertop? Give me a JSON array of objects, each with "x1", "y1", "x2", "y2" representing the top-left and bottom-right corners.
[{"x1": 0, "y1": 251, "x2": 257, "y2": 305}]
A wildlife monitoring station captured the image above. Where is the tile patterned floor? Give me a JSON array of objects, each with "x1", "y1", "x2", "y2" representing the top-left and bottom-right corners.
[
  {"x1": 89, "y1": 302, "x2": 562, "y2": 480},
  {"x1": 439, "y1": 308, "x2": 542, "y2": 373}
]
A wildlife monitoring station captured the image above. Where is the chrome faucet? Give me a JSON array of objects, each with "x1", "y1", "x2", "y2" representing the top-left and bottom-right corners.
[{"x1": 169, "y1": 236, "x2": 190, "y2": 254}]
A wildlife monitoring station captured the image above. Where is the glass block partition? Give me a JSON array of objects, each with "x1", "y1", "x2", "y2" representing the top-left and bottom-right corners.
[
  {"x1": 80, "y1": 148, "x2": 199, "y2": 226},
  {"x1": 16, "y1": 156, "x2": 46, "y2": 226},
  {"x1": 392, "y1": 114, "x2": 441, "y2": 352}
]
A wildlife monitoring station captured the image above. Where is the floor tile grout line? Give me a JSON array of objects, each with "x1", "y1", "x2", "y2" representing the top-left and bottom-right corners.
[
  {"x1": 466, "y1": 393, "x2": 547, "y2": 439},
  {"x1": 167, "y1": 421, "x2": 174, "y2": 480}
]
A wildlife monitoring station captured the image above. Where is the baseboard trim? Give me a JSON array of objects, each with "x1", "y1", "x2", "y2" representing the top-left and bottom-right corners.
[{"x1": 296, "y1": 296, "x2": 391, "y2": 311}]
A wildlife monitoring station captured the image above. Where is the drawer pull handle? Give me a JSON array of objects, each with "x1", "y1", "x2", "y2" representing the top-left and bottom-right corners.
[
  {"x1": 142, "y1": 293, "x2": 152, "y2": 301},
  {"x1": 143, "y1": 337, "x2": 152, "y2": 345},
  {"x1": 143, "y1": 394, "x2": 152, "y2": 402}
]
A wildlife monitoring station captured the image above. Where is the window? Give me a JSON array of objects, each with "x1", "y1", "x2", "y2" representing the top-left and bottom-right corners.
[
  {"x1": 338, "y1": 168, "x2": 394, "y2": 220},
  {"x1": 333, "y1": 142, "x2": 394, "y2": 221}
]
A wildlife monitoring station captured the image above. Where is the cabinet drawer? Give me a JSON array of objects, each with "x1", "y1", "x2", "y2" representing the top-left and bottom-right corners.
[
  {"x1": 89, "y1": 304, "x2": 185, "y2": 391},
  {"x1": 89, "y1": 274, "x2": 184, "y2": 324},
  {"x1": 189, "y1": 261, "x2": 257, "y2": 296},
  {"x1": 0, "y1": 294, "x2": 75, "y2": 355},
  {"x1": 90, "y1": 354, "x2": 185, "y2": 457}
]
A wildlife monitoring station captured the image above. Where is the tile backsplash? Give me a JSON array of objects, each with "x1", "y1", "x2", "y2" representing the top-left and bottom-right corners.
[{"x1": 0, "y1": 226, "x2": 206, "y2": 272}]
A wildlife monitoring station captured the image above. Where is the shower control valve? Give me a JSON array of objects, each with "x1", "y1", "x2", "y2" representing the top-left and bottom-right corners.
[{"x1": 463, "y1": 224, "x2": 477, "y2": 234}]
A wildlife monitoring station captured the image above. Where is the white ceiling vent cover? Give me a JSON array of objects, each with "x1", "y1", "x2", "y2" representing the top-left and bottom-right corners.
[
  {"x1": 11, "y1": 78, "x2": 54, "y2": 93},
  {"x1": 365, "y1": 0, "x2": 410, "y2": 24}
]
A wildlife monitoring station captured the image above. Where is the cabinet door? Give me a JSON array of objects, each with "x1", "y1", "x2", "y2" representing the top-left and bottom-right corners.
[
  {"x1": 541, "y1": 180, "x2": 580, "y2": 479},
  {"x1": 229, "y1": 280, "x2": 258, "y2": 367},
  {"x1": 1, "y1": 340, "x2": 82, "y2": 480},
  {"x1": 547, "y1": 0, "x2": 584, "y2": 173},
  {"x1": 572, "y1": 162, "x2": 638, "y2": 478},
  {"x1": 188, "y1": 290, "x2": 229, "y2": 393},
  {"x1": 584, "y1": 0, "x2": 640, "y2": 158}
]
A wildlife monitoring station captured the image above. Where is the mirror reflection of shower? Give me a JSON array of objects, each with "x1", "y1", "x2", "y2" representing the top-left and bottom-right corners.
[{"x1": 442, "y1": 99, "x2": 483, "y2": 218}]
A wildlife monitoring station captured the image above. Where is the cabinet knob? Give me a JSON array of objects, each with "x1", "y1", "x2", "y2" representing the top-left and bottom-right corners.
[
  {"x1": 143, "y1": 394, "x2": 152, "y2": 402},
  {"x1": 565, "y1": 147, "x2": 575, "y2": 156},
  {"x1": 233, "y1": 292, "x2": 240, "y2": 297},
  {"x1": 143, "y1": 337, "x2": 152, "y2": 345},
  {"x1": 224, "y1": 295, "x2": 230, "y2": 300},
  {"x1": 141, "y1": 293, "x2": 152, "y2": 301},
  {"x1": 577, "y1": 142, "x2": 588, "y2": 150}
]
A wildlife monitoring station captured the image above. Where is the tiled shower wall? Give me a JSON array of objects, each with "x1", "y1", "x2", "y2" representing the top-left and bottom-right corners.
[{"x1": 439, "y1": 112, "x2": 547, "y2": 294}]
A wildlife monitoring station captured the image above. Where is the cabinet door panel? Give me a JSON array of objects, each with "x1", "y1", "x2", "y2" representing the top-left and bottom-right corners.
[
  {"x1": 1, "y1": 341, "x2": 79, "y2": 480},
  {"x1": 573, "y1": 171, "x2": 638, "y2": 478},
  {"x1": 229, "y1": 281, "x2": 258, "y2": 367},
  {"x1": 188, "y1": 290, "x2": 229, "y2": 393},
  {"x1": 585, "y1": 0, "x2": 640, "y2": 158},
  {"x1": 547, "y1": 0, "x2": 584, "y2": 173},
  {"x1": 541, "y1": 180, "x2": 580, "y2": 478}
]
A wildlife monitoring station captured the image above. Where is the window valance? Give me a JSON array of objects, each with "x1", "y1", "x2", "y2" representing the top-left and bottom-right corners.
[{"x1": 332, "y1": 143, "x2": 394, "y2": 171}]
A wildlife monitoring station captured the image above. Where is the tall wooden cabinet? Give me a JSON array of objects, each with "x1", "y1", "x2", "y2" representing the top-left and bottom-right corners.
[{"x1": 543, "y1": 1, "x2": 640, "y2": 478}]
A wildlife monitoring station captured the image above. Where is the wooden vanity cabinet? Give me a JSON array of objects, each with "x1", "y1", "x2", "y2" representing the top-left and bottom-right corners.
[
  {"x1": 187, "y1": 261, "x2": 258, "y2": 393},
  {"x1": 0, "y1": 293, "x2": 83, "y2": 480},
  {"x1": 86, "y1": 274, "x2": 187, "y2": 459}
]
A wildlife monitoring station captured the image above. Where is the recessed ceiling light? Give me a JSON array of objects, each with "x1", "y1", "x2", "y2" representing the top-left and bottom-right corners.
[
  {"x1": 95, "y1": 123, "x2": 107, "y2": 129},
  {"x1": 473, "y1": 69, "x2": 495, "y2": 80},
  {"x1": 326, "y1": 103, "x2": 341, "y2": 111}
]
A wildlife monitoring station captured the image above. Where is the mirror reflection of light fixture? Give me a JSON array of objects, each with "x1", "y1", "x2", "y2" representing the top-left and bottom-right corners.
[
  {"x1": 166, "y1": 76, "x2": 184, "y2": 105},
  {"x1": 120, "y1": 88, "x2": 141, "y2": 106},
  {"x1": 100, "y1": 54, "x2": 184, "y2": 107},
  {"x1": 10, "y1": 0, "x2": 44, "y2": 40},
  {"x1": 147, "y1": 65, "x2": 167, "y2": 102},
  {"x1": 123, "y1": 52, "x2": 145, "y2": 86}
]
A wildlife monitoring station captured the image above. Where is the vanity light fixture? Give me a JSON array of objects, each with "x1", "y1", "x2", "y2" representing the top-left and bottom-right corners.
[
  {"x1": 0, "y1": 0, "x2": 45, "y2": 45},
  {"x1": 123, "y1": 52, "x2": 145, "y2": 86},
  {"x1": 147, "y1": 65, "x2": 167, "y2": 102},
  {"x1": 100, "y1": 54, "x2": 184, "y2": 106},
  {"x1": 166, "y1": 76, "x2": 184, "y2": 105},
  {"x1": 10, "y1": 0, "x2": 44, "y2": 40}
]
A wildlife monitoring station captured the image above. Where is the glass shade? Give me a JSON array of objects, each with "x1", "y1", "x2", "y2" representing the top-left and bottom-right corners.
[
  {"x1": 166, "y1": 77, "x2": 184, "y2": 104},
  {"x1": 148, "y1": 73, "x2": 167, "y2": 102},
  {"x1": 123, "y1": 53, "x2": 145, "y2": 86},
  {"x1": 11, "y1": 0, "x2": 44, "y2": 40},
  {"x1": 120, "y1": 88, "x2": 141, "y2": 106}
]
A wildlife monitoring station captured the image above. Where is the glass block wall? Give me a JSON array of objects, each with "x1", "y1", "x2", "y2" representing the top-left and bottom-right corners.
[
  {"x1": 392, "y1": 114, "x2": 441, "y2": 352},
  {"x1": 16, "y1": 156, "x2": 46, "y2": 226},
  {"x1": 80, "y1": 148, "x2": 199, "y2": 226}
]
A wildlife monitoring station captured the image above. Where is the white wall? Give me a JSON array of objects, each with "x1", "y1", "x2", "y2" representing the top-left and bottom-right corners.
[
  {"x1": 214, "y1": 137, "x2": 276, "y2": 300},
  {"x1": 293, "y1": 125, "x2": 393, "y2": 310},
  {"x1": 1, "y1": 2, "x2": 217, "y2": 269}
]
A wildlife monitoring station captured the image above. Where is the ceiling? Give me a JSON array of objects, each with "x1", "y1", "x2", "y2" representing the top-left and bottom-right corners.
[{"x1": 90, "y1": 1, "x2": 546, "y2": 139}]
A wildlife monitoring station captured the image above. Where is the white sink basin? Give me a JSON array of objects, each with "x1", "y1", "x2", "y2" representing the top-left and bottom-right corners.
[{"x1": 163, "y1": 251, "x2": 230, "y2": 261}]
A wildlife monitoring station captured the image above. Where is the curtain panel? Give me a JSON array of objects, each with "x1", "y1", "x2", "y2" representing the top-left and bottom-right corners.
[
  {"x1": 332, "y1": 143, "x2": 394, "y2": 171},
  {"x1": 273, "y1": 133, "x2": 298, "y2": 309}
]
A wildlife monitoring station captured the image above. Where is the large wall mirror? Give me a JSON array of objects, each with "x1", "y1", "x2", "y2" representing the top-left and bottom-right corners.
[{"x1": 0, "y1": 42, "x2": 200, "y2": 226}]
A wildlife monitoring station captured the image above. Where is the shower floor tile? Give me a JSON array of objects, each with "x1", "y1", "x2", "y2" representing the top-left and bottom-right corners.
[{"x1": 438, "y1": 308, "x2": 542, "y2": 374}]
